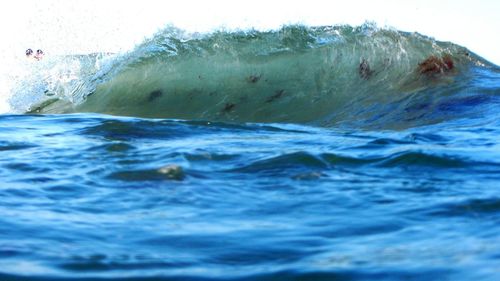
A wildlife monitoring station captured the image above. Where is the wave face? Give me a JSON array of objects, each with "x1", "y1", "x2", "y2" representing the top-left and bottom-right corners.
[{"x1": 18, "y1": 24, "x2": 499, "y2": 129}]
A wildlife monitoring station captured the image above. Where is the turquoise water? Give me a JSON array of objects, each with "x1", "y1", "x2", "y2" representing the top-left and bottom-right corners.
[{"x1": 1, "y1": 25, "x2": 500, "y2": 280}]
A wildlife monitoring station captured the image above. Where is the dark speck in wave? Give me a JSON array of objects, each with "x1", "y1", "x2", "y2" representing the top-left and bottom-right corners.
[
  {"x1": 418, "y1": 55, "x2": 454, "y2": 75},
  {"x1": 246, "y1": 74, "x2": 262, "y2": 83},
  {"x1": 266, "y1": 90, "x2": 285, "y2": 103},
  {"x1": 222, "y1": 103, "x2": 236, "y2": 113},
  {"x1": 148, "y1": 90, "x2": 163, "y2": 102},
  {"x1": 359, "y1": 58, "x2": 374, "y2": 80}
]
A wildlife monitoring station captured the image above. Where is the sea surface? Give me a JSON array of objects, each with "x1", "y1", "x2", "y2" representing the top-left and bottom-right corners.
[{"x1": 1, "y1": 24, "x2": 499, "y2": 280}]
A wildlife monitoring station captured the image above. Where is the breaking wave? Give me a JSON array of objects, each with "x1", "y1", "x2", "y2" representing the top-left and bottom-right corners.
[{"x1": 9, "y1": 23, "x2": 500, "y2": 129}]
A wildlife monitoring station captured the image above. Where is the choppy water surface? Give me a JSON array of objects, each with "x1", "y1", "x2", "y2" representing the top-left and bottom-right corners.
[
  {"x1": 1, "y1": 111, "x2": 500, "y2": 281},
  {"x1": 1, "y1": 24, "x2": 500, "y2": 280}
]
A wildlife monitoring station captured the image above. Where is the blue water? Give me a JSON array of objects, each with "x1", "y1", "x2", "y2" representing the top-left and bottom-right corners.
[{"x1": 1, "y1": 24, "x2": 500, "y2": 280}]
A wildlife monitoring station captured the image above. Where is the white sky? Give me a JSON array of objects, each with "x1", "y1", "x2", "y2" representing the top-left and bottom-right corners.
[{"x1": 0, "y1": 0, "x2": 499, "y2": 64}]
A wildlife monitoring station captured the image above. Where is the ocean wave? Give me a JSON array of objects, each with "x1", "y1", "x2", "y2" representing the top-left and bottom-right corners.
[{"x1": 12, "y1": 23, "x2": 500, "y2": 129}]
